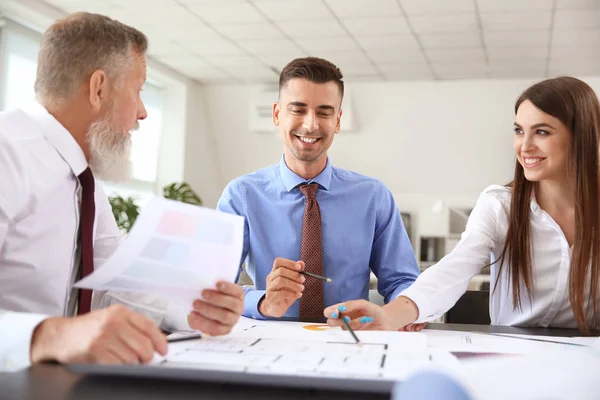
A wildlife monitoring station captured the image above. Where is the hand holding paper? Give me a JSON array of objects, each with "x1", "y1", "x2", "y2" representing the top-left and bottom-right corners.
[
  {"x1": 188, "y1": 281, "x2": 245, "y2": 335},
  {"x1": 75, "y1": 197, "x2": 245, "y2": 332}
]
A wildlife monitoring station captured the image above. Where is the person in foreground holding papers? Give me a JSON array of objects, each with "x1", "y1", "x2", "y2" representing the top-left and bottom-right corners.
[
  {"x1": 0, "y1": 12, "x2": 243, "y2": 372},
  {"x1": 325, "y1": 76, "x2": 600, "y2": 335},
  {"x1": 217, "y1": 57, "x2": 419, "y2": 322}
]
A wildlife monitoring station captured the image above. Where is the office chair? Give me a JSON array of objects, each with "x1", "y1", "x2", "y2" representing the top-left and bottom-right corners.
[{"x1": 445, "y1": 290, "x2": 491, "y2": 325}]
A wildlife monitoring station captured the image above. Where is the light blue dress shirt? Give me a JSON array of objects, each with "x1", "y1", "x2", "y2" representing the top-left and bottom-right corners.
[{"x1": 217, "y1": 155, "x2": 419, "y2": 320}]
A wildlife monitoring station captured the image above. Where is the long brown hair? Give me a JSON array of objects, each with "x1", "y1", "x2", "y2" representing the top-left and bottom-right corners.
[{"x1": 495, "y1": 76, "x2": 600, "y2": 334}]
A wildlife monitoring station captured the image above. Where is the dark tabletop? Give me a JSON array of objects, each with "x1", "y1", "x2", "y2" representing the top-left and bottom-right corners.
[{"x1": 0, "y1": 323, "x2": 585, "y2": 400}]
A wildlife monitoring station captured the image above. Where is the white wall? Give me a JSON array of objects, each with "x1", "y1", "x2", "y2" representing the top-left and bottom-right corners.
[
  {"x1": 193, "y1": 77, "x2": 600, "y2": 206},
  {"x1": 183, "y1": 83, "x2": 225, "y2": 208}
]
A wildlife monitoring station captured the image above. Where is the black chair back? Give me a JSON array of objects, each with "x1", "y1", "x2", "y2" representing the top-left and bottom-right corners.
[{"x1": 445, "y1": 290, "x2": 491, "y2": 324}]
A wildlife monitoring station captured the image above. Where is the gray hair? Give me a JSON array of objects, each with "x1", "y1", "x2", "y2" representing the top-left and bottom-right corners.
[{"x1": 35, "y1": 12, "x2": 148, "y2": 106}]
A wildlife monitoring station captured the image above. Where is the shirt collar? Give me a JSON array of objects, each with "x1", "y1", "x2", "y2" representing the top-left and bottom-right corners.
[
  {"x1": 531, "y1": 196, "x2": 541, "y2": 213},
  {"x1": 21, "y1": 101, "x2": 89, "y2": 177},
  {"x1": 279, "y1": 154, "x2": 333, "y2": 192}
]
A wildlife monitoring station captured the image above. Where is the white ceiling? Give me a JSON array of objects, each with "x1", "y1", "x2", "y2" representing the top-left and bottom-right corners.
[{"x1": 7, "y1": 0, "x2": 600, "y2": 84}]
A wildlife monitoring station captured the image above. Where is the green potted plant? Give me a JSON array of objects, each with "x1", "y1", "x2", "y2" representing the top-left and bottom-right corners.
[
  {"x1": 109, "y1": 195, "x2": 139, "y2": 233},
  {"x1": 162, "y1": 182, "x2": 202, "y2": 206},
  {"x1": 109, "y1": 181, "x2": 202, "y2": 233}
]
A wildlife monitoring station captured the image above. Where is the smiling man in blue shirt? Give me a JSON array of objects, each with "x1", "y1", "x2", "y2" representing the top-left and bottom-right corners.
[{"x1": 217, "y1": 57, "x2": 418, "y2": 322}]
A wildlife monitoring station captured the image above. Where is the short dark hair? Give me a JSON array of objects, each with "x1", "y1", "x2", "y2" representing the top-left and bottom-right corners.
[{"x1": 279, "y1": 57, "x2": 344, "y2": 100}]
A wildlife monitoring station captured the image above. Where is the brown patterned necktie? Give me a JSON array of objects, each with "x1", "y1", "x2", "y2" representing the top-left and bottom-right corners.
[
  {"x1": 298, "y1": 183, "x2": 324, "y2": 322},
  {"x1": 77, "y1": 167, "x2": 96, "y2": 315}
]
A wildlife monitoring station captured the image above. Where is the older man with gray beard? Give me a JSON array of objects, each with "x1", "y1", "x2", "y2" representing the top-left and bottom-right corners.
[{"x1": 0, "y1": 12, "x2": 244, "y2": 371}]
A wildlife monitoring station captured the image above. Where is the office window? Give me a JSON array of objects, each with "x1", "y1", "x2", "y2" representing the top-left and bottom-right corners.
[
  {"x1": 131, "y1": 82, "x2": 163, "y2": 183},
  {"x1": 0, "y1": 20, "x2": 40, "y2": 111}
]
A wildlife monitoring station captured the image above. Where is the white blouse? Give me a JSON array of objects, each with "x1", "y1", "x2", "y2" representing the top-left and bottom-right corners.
[{"x1": 401, "y1": 185, "x2": 596, "y2": 329}]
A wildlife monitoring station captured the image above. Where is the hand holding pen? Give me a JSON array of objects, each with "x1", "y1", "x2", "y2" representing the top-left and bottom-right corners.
[
  {"x1": 259, "y1": 259, "x2": 309, "y2": 318},
  {"x1": 324, "y1": 301, "x2": 382, "y2": 331},
  {"x1": 325, "y1": 299, "x2": 428, "y2": 332}
]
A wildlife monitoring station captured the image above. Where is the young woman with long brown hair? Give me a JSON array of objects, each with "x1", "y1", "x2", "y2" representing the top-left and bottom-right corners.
[{"x1": 325, "y1": 76, "x2": 600, "y2": 334}]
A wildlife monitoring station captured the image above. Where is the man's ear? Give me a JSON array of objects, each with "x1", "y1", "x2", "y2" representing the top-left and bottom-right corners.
[
  {"x1": 273, "y1": 101, "x2": 281, "y2": 126},
  {"x1": 89, "y1": 69, "x2": 108, "y2": 112},
  {"x1": 335, "y1": 109, "x2": 343, "y2": 133}
]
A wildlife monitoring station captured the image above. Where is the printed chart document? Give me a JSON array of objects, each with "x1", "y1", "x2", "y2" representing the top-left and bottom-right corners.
[
  {"x1": 156, "y1": 319, "x2": 591, "y2": 381},
  {"x1": 155, "y1": 318, "x2": 431, "y2": 381},
  {"x1": 73, "y1": 316, "x2": 596, "y2": 393},
  {"x1": 423, "y1": 329, "x2": 578, "y2": 356},
  {"x1": 75, "y1": 197, "x2": 244, "y2": 309}
]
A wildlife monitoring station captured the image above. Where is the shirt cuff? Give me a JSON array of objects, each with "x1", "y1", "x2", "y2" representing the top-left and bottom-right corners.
[
  {"x1": 0, "y1": 312, "x2": 48, "y2": 371},
  {"x1": 95, "y1": 290, "x2": 172, "y2": 331},
  {"x1": 243, "y1": 289, "x2": 267, "y2": 320},
  {"x1": 398, "y1": 286, "x2": 434, "y2": 324},
  {"x1": 388, "y1": 283, "x2": 410, "y2": 303}
]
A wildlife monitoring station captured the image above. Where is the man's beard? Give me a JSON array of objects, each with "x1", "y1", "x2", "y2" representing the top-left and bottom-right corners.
[{"x1": 87, "y1": 111, "x2": 137, "y2": 182}]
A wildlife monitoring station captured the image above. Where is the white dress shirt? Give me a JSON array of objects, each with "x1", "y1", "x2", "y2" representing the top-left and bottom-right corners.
[
  {"x1": 0, "y1": 103, "x2": 186, "y2": 371},
  {"x1": 401, "y1": 184, "x2": 598, "y2": 329}
]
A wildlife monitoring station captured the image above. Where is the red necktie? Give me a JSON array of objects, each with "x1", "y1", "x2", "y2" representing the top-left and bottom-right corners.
[
  {"x1": 77, "y1": 167, "x2": 95, "y2": 315},
  {"x1": 298, "y1": 183, "x2": 325, "y2": 322}
]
